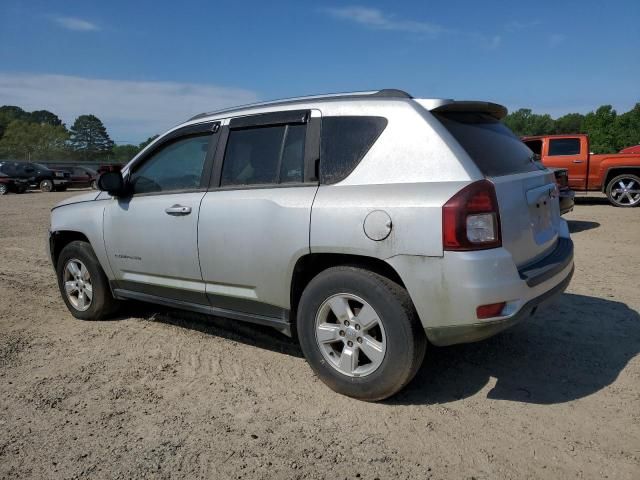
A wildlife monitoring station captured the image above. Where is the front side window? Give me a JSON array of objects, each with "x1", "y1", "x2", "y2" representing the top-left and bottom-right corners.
[
  {"x1": 221, "y1": 124, "x2": 305, "y2": 187},
  {"x1": 130, "y1": 134, "x2": 210, "y2": 194},
  {"x1": 548, "y1": 138, "x2": 580, "y2": 156}
]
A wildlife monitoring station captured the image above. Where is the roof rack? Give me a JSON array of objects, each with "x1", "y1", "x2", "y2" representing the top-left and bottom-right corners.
[{"x1": 188, "y1": 89, "x2": 412, "y2": 121}]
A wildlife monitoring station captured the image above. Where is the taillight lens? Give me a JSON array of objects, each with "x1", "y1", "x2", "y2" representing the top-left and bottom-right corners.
[{"x1": 443, "y1": 180, "x2": 502, "y2": 251}]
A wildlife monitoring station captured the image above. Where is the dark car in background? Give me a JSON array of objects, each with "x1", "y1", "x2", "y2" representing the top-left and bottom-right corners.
[
  {"x1": 552, "y1": 167, "x2": 575, "y2": 215},
  {"x1": 0, "y1": 162, "x2": 71, "y2": 192},
  {"x1": 51, "y1": 165, "x2": 98, "y2": 189},
  {"x1": 0, "y1": 168, "x2": 28, "y2": 195}
]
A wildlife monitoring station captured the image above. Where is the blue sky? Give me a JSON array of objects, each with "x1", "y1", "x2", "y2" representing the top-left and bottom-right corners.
[{"x1": 1, "y1": 0, "x2": 638, "y2": 143}]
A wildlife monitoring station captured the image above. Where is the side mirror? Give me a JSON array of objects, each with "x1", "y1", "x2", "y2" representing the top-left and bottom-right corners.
[{"x1": 97, "y1": 171, "x2": 126, "y2": 197}]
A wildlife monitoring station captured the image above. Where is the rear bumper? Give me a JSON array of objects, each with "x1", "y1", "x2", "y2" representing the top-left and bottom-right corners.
[
  {"x1": 387, "y1": 235, "x2": 575, "y2": 346},
  {"x1": 425, "y1": 265, "x2": 573, "y2": 346}
]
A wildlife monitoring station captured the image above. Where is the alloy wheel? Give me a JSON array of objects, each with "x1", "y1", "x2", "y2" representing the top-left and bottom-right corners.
[
  {"x1": 63, "y1": 258, "x2": 93, "y2": 311},
  {"x1": 314, "y1": 293, "x2": 387, "y2": 377},
  {"x1": 610, "y1": 177, "x2": 640, "y2": 206}
]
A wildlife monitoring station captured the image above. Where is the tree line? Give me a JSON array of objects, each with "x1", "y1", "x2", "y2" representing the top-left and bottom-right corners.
[
  {"x1": 0, "y1": 106, "x2": 157, "y2": 164},
  {"x1": 1, "y1": 102, "x2": 638, "y2": 163},
  {"x1": 503, "y1": 103, "x2": 640, "y2": 153}
]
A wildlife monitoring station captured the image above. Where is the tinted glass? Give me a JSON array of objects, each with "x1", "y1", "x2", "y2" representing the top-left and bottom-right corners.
[
  {"x1": 524, "y1": 140, "x2": 543, "y2": 155},
  {"x1": 130, "y1": 135, "x2": 210, "y2": 194},
  {"x1": 435, "y1": 112, "x2": 540, "y2": 177},
  {"x1": 280, "y1": 124, "x2": 305, "y2": 183},
  {"x1": 221, "y1": 124, "x2": 306, "y2": 186},
  {"x1": 549, "y1": 138, "x2": 580, "y2": 156},
  {"x1": 320, "y1": 116, "x2": 387, "y2": 184}
]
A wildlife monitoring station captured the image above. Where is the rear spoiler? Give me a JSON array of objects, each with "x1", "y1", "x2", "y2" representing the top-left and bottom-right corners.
[{"x1": 417, "y1": 99, "x2": 508, "y2": 120}]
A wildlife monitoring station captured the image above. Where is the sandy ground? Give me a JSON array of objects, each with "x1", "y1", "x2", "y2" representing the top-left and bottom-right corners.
[{"x1": 0, "y1": 190, "x2": 639, "y2": 480}]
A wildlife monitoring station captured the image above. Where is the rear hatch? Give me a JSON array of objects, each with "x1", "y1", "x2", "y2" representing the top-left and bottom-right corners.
[{"x1": 433, "y1": 109, "x2": 561, "y2": 267}]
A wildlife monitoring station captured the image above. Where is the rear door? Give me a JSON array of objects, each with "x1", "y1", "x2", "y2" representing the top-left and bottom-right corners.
[
  {"x1": 542, "y1": 137, "x2": 588, "y2": 190},
  {"x1": 434, "y1": 112, "x2": 562, "y2": 267},
  {"x1": 103, "y1": 122, "x2": 219, "y2": 304},
  {"x1": 198, "y1": 110, "x2": 320, "y2": 315}
]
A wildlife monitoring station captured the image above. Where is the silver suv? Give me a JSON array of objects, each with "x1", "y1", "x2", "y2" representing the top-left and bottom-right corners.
[{"x1": 49, "y1": 89, "x2": 574, "y2": 400}]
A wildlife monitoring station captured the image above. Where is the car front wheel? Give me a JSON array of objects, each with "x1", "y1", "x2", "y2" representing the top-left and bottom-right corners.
[
  {"x1": 0, "y1": 184, "x2": 7, "y2": 195},
  {"x1": 297, "y1": 266, "x2": 426, "y2": 401},
  {"x1": 56, "y1": 241, "x2": 120, "y2": 320}
]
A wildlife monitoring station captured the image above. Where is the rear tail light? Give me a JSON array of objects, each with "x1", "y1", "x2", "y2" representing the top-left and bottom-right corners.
[{"x1": 443, "y1": 180, "x2": 501, "y2": 251}]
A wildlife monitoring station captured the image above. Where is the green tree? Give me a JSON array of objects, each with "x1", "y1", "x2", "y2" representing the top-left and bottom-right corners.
[
  {"x1": 615, "y1": 103, "x2": 640, "y2": 150},
  {"x1": 554, "y1": 113, "x2": 585, "y2": 134},
  {"x1": 0, "y1": 120, "x2": 70, "y2": 160},
  {"x1": 29, "y1": 110, "x2": 63, "y2": 126},
  {"x1": 69, "y1": 114, "x2": 114, "y2": 160},
  {"x1": 111, "y1": 144, "x2": 140, "y2": 163},
  {"x1": 0, "y1": 105, "x2": 29, "y2": 139},
  {"x1": 139, "y1": 135, "x2": 159, "y2": 150},
  {"x1": 582, "y1": 105, "x2": 618, "y2": 153},
  {"x1": 503, "y1": 108, "x2": 555, "y2": 136}
]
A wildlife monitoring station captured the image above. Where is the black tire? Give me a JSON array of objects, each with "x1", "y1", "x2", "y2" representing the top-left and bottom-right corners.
[
  {"x1": 56, "y1": 241, "x2": 120, "y2": 320},
  {"x1": 606, "y1": 173, "x2": 640, "y2": 207},
  {"x1": 40, "y1": 179, "x2": 53, "y2": 192},
  {"x1": 297, "y1": 266, "x2": 426, "y2": 401}
]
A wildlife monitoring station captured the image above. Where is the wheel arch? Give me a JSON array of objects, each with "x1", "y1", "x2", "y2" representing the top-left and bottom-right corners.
[
  {"x1": 50, "y1": 230, "x2": 91, "y2": 269},
  {"x1": 602, "y1": 166, "x2": 640, "y2": 192},
  {"x1": 290, "y1": 253, "x2": 406, "y2": 321}
]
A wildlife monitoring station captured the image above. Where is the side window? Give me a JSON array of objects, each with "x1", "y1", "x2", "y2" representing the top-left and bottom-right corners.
[
  {"x1": 548, "y1": 138, "x2": 580, "y2": 156},
  {"x1": 130, "y1": 134, "x2": 210, "y2": 194},
  {"x1": 221, "y1": 124, "x2": 305, "y2": 186},
  {"x1": 320, "y1": 116, "x2": 388, "y2": 184},
  {"x1": 524, "y1": 140, "x2": 542, "y2": 155}
]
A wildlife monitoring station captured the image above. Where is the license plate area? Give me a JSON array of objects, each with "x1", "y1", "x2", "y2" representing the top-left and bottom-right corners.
[{"x1": 526, "y1": 184, "x2": 558, "y2": 245}]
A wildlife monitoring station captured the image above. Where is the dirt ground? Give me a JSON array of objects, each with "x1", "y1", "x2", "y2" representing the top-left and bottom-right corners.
[{"x1": 0, "y1": 190, "x2": 638, "y2": 480}]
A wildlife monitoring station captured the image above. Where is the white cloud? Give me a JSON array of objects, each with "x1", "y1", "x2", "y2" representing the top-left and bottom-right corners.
[
  {"x1": 0, "y1": 73, "x2": 259, "y2": 143},
  {"x1": 324, "y1": 6, "x2": 448, "y2": 36},
  {"x1": 52, "y1": 16, "x2": 100, "y2": 32},
  {"x1": 323, "y1": 6, "x2": 500, "y2": 49}
]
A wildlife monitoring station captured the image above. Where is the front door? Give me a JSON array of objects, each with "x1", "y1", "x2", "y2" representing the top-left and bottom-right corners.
[
  {"x1": 543, "y1": 137, "x2": 588, "y2": 190},
  {"x1": 104, "y1": 123, "x2": 218, "y2": 304}
]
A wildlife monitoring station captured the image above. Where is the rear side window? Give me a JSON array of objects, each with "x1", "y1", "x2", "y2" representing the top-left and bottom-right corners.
[
  {"x1": 221, "y1": 124, "x2": 305, "y2": 186},
  {"x1": 435, "y1": 112, "x2": 540, "y2": 177},
  {"x1": 320, "y1": 116, "x2": 387, "y2": 184},
  {"x1": 549, "y1": 138, "x2": 580, "y2": 156}
]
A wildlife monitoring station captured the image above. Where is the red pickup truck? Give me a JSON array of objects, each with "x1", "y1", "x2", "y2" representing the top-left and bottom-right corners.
[{"x1": 522, "y1": 134, "x2": 640, "y2": 207}]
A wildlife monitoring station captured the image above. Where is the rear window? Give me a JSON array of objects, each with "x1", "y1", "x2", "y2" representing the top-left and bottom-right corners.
[
  {"x1": 549, "y1": 138, "x2": 580, "y2": 156},
  {"x1": 434, "y1": 112, "x2": 540, "y2": 177},
  {"x1": 320, "y1": 116, "x2": 387, "y2": 184}
]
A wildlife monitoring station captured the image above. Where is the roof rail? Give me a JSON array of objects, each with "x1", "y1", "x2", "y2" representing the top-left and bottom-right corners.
[{"x1": 188, "y1": 89, "x2": 413, "y2": 121}]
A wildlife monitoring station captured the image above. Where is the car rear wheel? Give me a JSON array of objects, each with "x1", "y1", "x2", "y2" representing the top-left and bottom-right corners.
[
  {"x1": 606, "y1": 174, "x2": 640, "y2": 207},
  {"x1": 56, "y1": 241, "x2": 120, "y2": 320},
  {"x1": 297, "y1": 266, "x2": 426, "y2": 401},
  {"x1": 91, "y1": 180, "x2": 97, "y2": 190},
  {"x1": 0, "y1": 184, "x2": 7, "y2": 195},
  {"x1": 40, "y1": 179, "x2": 53, "y2": 192}
]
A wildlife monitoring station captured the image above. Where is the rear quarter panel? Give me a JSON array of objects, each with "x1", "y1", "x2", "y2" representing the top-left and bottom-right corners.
[{"x1": 589, "y1": 153, "x2": 640, "y2": 190}]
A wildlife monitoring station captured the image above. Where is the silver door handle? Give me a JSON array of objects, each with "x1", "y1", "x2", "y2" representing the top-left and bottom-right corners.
[
  {"x1": 165, "y1": 204, "x2": 192, "y2": 215},
  {"x1": 572, "y1": 160, "x2": 584, "y2": 164}
]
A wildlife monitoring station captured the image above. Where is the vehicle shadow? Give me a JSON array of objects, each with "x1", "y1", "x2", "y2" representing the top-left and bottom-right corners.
[
  {"x1": 390, "y1": 293, "x2": 640, "y2": 405},
  {"x1": 568, "y1": 220, "x2": 600, "y2": 233},
  {"x1": 121, "y1": 301, "x2": 303, "y2": 358},
  {"x1": 574, "y1": 196, "x2": 610, "y2": 206}
]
